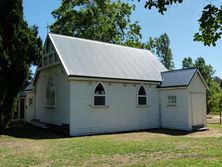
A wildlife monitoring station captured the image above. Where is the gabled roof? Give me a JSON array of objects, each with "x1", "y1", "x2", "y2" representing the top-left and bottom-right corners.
[
  {"x1": 25, "y1": 83, "x2": 33, "y2": 91},
  {"x1": 48, "y1": 33, "x2": 167, "y2": 82},
  {"x1": 159, "y1": 68, "x2": 208, "y2": 88}
]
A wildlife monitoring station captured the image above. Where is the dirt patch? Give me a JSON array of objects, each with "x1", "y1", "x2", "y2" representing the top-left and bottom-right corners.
[
  {"x1": 207, "y1": 115, "x2": 222, "y2": 124},
  {"x1": 0, "y1": 138, "x2": 47, "y2": 159},
  {"x1": 188, "y1": 129, "x2": 222, "y2": 138}
]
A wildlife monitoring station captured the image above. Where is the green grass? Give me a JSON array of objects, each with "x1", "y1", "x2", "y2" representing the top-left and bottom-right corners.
[
  {"x1": 1, "y1": 123, "x2": 222, "y2": 166},
  {"x1": 208, "y1": 123, "x2": 222, "y2": 129}
]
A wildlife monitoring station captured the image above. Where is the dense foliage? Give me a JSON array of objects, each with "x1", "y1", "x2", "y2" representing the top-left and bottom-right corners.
[
  {"x1": 139, "y1": 0, "x2": 222, "y2": 46},
  {"x1": 50, "y1": 0, "x2": 174, "y2": 70},
  {"x1": 182, "y1": 57, "x2": 222, "y2": 113},
  {"x1": 0, "y1": 0, "x2": 42, "y2": 129},
  {"x1": 146, "y1": 33, "x2": 174, "y2": 70},
  {"x1": 50, "y1": 0, "x2": 142, "y2": 46}
]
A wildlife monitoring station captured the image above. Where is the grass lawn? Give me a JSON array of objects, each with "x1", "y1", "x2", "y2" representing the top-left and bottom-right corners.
[{"x1": 1, "y1": 122, "x2": 222, "y2": 167}]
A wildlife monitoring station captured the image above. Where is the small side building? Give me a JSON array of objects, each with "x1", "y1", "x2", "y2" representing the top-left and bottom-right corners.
[
  {"x1": 24, "y1": 84, "x2": 34, "y2": 124},
  {"x1": 158, "y1": 68, "x2": 208, "y2": 131}
]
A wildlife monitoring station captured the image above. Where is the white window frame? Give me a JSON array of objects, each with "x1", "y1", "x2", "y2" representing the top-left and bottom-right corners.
[
  {"x1": 28, "y1": 97, "x2": 33, "y2": 108},
  {"x1": 45, "y1": 75, "x2": 56, "y2": 108},
  {"x1": 137, "y1": 85, "x2": 148, "y2": 107},
  {"x1": 167, "y1": 95, "x2": 177, "y2": 106},
  {"x1": 91, "y1": 82, "x2": 107, "y2": 107}
]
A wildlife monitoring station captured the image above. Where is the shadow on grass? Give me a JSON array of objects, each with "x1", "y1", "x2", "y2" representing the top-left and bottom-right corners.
[
  {"x1": 1, "y1": 121, "x2": 196, "y2": 140},
  {"x1": 143, "y1": 129, "x2": 192, "y2": 136},
  {"x1": 1, "y1": 121, "x2": 67, "y2": 140}
]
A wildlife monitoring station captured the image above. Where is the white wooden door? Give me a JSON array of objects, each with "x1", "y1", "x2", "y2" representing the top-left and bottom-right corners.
[{"x1": 191, "y1": 93, "x2": 205, "y2": 126}]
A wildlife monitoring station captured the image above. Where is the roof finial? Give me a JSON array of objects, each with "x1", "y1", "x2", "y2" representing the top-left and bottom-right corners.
[{"x1": 46, "y1": 23, "x2": 49, "y2": 33}]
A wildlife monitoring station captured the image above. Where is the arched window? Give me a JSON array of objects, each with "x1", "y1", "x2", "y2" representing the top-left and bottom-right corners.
[
  {"x1": 46, "y1": 76, "x2": 56, "y2": 106},
  {"x1": 138, "y1": 85, "x2": 147, "y2": 105},
  {"x1": 94, "y1": 83, "x2": 105, "y2": 105}
]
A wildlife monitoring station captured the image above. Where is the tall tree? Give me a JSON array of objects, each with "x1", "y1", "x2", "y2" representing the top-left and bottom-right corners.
[
  {"x1": 50, "y1": 1, "x2": 174, "y2": 70},
  {"x1": 182, "y1": 57, "x2": 214, "y2": 83},
  {"x1": 181, "y1": 56, "x2": 222, "y2": 113},
  {"x1": 155, "y1": 33, "x2": 174, "y2": 70},
  {"x1": 137, "y1": 0, "x2": 222, "y2": 46},
  {"x1": 50, "y1": 0, "x2": 142, "y2": 46},
  {"x1": 182, "y1": 57, "x2": 193, "y2": 69},
  {"x1": 0, "y1": 0, "x2": 42, "y2": 129},
  {"x1": 146, "y1": 37, "x2": 156, "y2": 55},
  {"x1": 194, "y1": 57, "x2": 215, "y2": 84},
  {"x1": 214, "y1": 76, "x2": 222, "y2": 88},
  {"x1": 146, "y1": 33, "x2": 174, "y2": 70}
]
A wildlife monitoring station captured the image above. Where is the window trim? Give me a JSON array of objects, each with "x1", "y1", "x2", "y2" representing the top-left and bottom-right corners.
[
  {"x1": 28, "y1": 97, "x2": 33, "y2": 108},
  {"x1": 167, "y1": 95, "x2": 177, "y2": 106},
  {"x1": 92, "y1": 82, "x2": 107, "y2": 107},
  {"x1": 137, "y1": 85, "x2": 148, "y2": 107},
  {"x1": 45, "y1": 75, "x2": 56, "y2": 108}
]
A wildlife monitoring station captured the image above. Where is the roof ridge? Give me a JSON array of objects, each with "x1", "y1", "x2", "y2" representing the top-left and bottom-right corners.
[
  {"x1": 161, "y1": 67, "x2": 197, "y2": 73},
  {"x1": 48, "y1": 33, "x2": 149, "y2": 52},
  {"x1": 47, "y1": 32, "x2": 167, "y2": 82}
]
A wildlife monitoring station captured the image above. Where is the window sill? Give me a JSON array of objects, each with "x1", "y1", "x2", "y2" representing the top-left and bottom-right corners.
[
  {"x1": 45, "y1": 105, "x2": 56, "y2": 109},
  {"x1": 137, "y1": 105, "x2": 149, "y2": 108},
  {"x1": 89, "y1": 104, "x2": 110, "y2": 108},
  {"x1": 167, "y1": 104, "x2": 177, "y2": 106}
]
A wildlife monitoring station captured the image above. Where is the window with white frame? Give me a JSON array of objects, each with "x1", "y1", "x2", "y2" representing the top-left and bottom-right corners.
[
  {"x1": 138, "y1": 85, "x2": 147, "y2": 105},
  {"x1": 28, "y1": 98, "x2": 33, "y2": 107},
  {"x1": 94, "y1": 83, "x2": 105, "y2": 106},
  {"x1": 46, "y1": 76, "x2": 56, "y2": 106},
  {"x1": 167, "y1": 96, "x2": 176, "y2": 105}
]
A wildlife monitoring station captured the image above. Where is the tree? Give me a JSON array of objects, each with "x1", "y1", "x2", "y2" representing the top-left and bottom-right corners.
[
  {"x1": 194, "y1": 57, "x2": 215, "y2": 84},
  {"x1": 145, "y1": 37, "x2": 156, "y2": 54},
  {"x1": 50, "y1": 0, "x2": 174, "y2": 70},
  {"x1": 50, "y1": 0, "x2": 142, "y2": 46},
  {"x1": 182, "y1": 57, "x2": 214, "y2": 83},
  {"x1": 182, "y1": 57, "x2": 193, "y2": 69},
  {"x1": 146, "y1": 33, "x2": 174, "y2": 70},
  {"x1": 207, "y1": 81, "x2": 222, "y2": 113},
  {"x1": 214, "y1": 76, "x2": 222, "y2": 88},
  {"x1": 138, "y1": 0, "x2": 222, "y2": 46},
  {"x1": 155, "y1": 33, "x2": 174, "y2": 70},
  {"x1": 0, "y1": 0, "x2": 42, "y2": 129},
  {"x1": 181, "y1": 56, "x2": 222, "y2": 113}
]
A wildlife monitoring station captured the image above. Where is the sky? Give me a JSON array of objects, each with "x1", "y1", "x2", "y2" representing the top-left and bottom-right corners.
[{"x1": 23, "y1": 0, "x2": 221, "y2": 78}]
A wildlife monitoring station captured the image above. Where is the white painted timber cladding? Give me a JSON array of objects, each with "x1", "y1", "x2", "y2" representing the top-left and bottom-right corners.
[
  {"x1": 35, "y1": 64, "x2": 70, "y2": 125},
  {"x1": 24, "y1": 92, "x2": 34, "y2": 123},
  {"x1": 188, "y1": 73, "x2": 207, "y2": 128},
  {"x1": 159, "y1": 89, "x2": 191, "y2": 131},
  {"x1": 70, "y1": 81, "x2": 159, "y2": 136},
  {"x1": 188, "y1": 73, "x2": 207, "y2": 93}
]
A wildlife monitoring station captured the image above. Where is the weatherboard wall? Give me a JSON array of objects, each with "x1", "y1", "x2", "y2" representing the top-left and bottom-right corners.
[
  {"x1": 158, "y1": 88, "x2": 191, "y2": 131},
  {"x1": 34, "y1": 64, "x2": 70, "y2": 126},
  {"x1": 69, "y1": 80, "x2": 159, "y2": 136},
  {"x1": 24, "y1": 91, "x2": 34, "y2": 123},
  {"x1": 187, "y1": 73, "x2": 207, "y2": 128}
]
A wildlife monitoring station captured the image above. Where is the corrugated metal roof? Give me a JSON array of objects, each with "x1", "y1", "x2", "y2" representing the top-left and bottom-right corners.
[
  {"x1": 160, "y1": 68, "x2": 197, "y2": 88},
  {"x1": 49, "y1": 33, "x2": 167, "y2": 82}
]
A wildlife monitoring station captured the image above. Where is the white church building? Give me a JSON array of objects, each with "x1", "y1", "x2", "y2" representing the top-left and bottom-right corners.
[{"x1": 23, "y1": 33, "x2": 208, "y2": 136}]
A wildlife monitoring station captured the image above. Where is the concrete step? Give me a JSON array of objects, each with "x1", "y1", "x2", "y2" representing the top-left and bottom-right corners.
[{"x1": 192, "y1": 126, "x2": 209, "y2": 131}]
